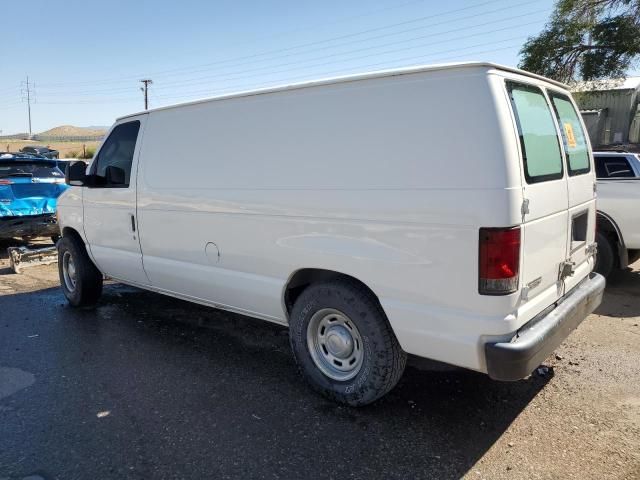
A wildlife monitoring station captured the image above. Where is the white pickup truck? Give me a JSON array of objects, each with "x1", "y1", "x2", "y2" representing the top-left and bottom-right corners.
[{"x1": 594, "y1": 152, "x2": 640, "y2": 277}]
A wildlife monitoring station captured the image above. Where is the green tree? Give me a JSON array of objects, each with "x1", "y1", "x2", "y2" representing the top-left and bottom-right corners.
[{"x1": 519, "y1": 0, "x2": 640, "y2": 82}]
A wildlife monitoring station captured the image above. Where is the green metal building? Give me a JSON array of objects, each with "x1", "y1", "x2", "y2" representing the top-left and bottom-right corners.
[{"x1": 572, "y1": 77, "x2": 640, "y2": 152}]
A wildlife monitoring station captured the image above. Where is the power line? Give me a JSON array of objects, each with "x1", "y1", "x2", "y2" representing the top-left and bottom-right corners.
[
  {"x1": 0, "y1": 85, "x2": 20, "y2": 94},
  {"x1": 32, "y1": 5, "x2": 545, "y2": 100},
  {"x1": 151, "y1": 0, "x2": 528, "y2": 82},
  {"x1": 17, "y1": 33, "x2": 530, "y2": 108},
  {"x1": 35, "y1": 98, "x2": 140, "y2": 105},
  {"x1": 0, "y1": 102, "x2": 24, "y2": 109},
  {"x1": 150, "y1": 12, "x2": 546, "y2": 92},
  {"x1": 35, "y1": 0, "x2": 508, "y2": 90},
  {"x1": 1, "y1": 4, "x2": 545, "y2": 109},
  {"x1": 131, "y1": 0, "x2": 509, "y2": 80},
  {"x1": 145, "y1": 38, "x2": 529, "y2": 103}
]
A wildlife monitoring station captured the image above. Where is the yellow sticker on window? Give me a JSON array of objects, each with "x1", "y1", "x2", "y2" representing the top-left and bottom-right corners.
[{"x1": 564, "y1": 122, "x2": 577, "y2": 148}]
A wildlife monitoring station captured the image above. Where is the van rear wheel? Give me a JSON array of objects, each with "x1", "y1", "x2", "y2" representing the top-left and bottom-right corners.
[
  {"x1": 57, "y1": 235, "x2": 103, "y2": 307},
  {"x1": 289, "y1": 279, "x2": 406, "y2": 406}
]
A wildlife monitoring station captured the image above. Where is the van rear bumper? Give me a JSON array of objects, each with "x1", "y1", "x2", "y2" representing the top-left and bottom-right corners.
[{"x1": 485, "y1": 272, "x2": 605, "y2": 381}]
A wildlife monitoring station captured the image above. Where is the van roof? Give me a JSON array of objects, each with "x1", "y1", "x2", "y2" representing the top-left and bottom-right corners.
[{"x1": 118, "y1": 61, "x2": 568, "y2": 120}]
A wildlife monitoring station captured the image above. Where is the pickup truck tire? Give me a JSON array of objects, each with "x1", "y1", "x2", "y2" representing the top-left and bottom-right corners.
[
  {"x1": 289, "y1": 279, "x2": 407, "y2": 406},
  {"x1": 57, "y1": 235, "x2": 103, "y2": 307},
  {"x1": 628, "y1": 249, "x2": 640, "y2": 266},
  {"x1": 595, "y1": 232, "x2": 615, "y2": 278}
]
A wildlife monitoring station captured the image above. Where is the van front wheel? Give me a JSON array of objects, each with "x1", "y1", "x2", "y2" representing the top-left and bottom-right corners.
[
  {"x1": 57, "y1": 235, "x2": 103, "y2": 307},
  {"x1": 289, "y1": 279, "x2": 406, "y2": 406}
]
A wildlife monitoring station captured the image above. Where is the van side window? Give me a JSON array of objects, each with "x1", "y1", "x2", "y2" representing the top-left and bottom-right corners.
[
  {"x1": 549, "y1": 93, "x2": 591, "y2": 176},
  {"x1": 507, "y1": 82, "x2": 564, "y2": 184},
  {"x1": 92, "y1": 121, "x2": 141, "y2": 187}
]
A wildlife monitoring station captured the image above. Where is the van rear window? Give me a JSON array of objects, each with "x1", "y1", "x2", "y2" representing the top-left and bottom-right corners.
[
  {"x1": 549, "y1": 93, "x2": 591, "y2": 175},
  {"x1": 0, "y1": 161, "x2": 63, "y2": 179},
  {"x1": 507, "y1": 82, "x2": 564, "y2": 183}
]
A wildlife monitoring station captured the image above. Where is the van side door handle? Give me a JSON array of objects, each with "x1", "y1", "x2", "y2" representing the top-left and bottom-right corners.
[{"x1": 130, "y1": 213, "x2": 136, "y2": 232}]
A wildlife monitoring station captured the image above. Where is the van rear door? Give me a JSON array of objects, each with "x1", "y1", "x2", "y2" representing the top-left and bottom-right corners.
[
  {"x1": 547, "y1": 91, "x2": 596, "y2": 292},
  {"x1": 506, "y1": 81, "x2": 569, "y2": 305}
]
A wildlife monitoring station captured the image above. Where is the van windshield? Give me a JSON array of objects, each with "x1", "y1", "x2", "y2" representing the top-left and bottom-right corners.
[
  {"x1": 507, "y1": 82, "x2": 564, "y2": 184},
  {"x1": 549, "y1": 93, "x2": 591, "y2": 175}
]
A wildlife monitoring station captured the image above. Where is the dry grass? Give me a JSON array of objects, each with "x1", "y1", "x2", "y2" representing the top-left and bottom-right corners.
[{"x1": 2, "y1": 139, "x2": 101, "y2": 158}]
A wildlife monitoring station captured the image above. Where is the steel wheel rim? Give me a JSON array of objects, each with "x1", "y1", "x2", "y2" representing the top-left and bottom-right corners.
[
  {"x1": 62, "y1": 251, "x2": 77, "y2": 292},
  {"x1": 306, "y1": 308, "x2": 364, "y2": 381}
]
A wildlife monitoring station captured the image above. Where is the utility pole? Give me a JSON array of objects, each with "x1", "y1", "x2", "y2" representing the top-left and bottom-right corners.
[
  {"x1": 21, "y1": 76, "x2": 34, "y2": 138},
  {"x1": 140, "y1": 79, "x2": 153, "y2": 110}
]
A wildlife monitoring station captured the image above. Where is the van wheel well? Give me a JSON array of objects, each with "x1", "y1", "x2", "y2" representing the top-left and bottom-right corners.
[
  {"x1": 284, "y1": 269, "x2": 381, "y2": 316},
  {"x1": 62, "y1": 227, "x2": 83, "y2": 244},
  {"x1": 597, "y1": 214, "x2": 622, "y2": 268}
]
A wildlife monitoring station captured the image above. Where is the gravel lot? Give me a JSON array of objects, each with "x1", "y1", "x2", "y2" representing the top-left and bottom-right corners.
[{"x1": 0, "y1": 239, "x2": 638, "y2": 479}]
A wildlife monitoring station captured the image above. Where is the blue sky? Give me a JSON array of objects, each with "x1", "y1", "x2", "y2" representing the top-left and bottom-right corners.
[{"x1": 0, "y1": 0, "x2": 558, "y2": 134}]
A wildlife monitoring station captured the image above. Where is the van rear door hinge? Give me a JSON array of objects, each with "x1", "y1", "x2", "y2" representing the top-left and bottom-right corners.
[
  {"x1": 521, "y1": 198, "x2": 530, "y2": 217},
  {"x1": 558, "y1": 260, "x2": 576, "y2": 281}
]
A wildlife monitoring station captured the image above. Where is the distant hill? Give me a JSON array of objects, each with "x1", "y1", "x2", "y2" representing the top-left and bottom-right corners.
[{"x1": 38, "y1": 125, "x2": 107, "y2": 137}]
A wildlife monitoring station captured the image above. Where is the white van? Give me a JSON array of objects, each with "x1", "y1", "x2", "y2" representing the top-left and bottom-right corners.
[{"x1": 57, "y1": 62, "x2": 605, "y2": 406}]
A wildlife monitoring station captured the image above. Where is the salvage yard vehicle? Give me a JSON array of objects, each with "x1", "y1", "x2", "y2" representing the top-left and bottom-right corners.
[
  {"x1": 0, "y1": 153, "x2": 67, "y2": 241},
  {"x1": 20, "y1": 145, "x2": 60, "y2": 159},
  {"x1": 56, "y1": 62, "x2": 605, "y2": 406},
  {"x1": 593, "y1": 151, "x2": 640, "y2": 277}
]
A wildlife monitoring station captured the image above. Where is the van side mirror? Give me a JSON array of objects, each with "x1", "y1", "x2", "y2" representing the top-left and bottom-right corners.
[
  {"x1": 66, "y1": 161, "x2": 88, "y2": 186},
  {"x1": 105, "y1": 165, "x2": 126, "y2": 186}
]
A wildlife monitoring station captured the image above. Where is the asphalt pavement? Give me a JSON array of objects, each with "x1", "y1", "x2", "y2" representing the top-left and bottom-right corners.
[
  {"x1": 0, "y1": 258, "x2": 639, "y2": 480},
  {"x1": 0, "y1": 283, "x2": 554, "y2": 480}
]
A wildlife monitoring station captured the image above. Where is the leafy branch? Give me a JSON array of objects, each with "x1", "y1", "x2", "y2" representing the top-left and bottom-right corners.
[{"x1": 519, "y1": 0, "x2": 640, "y2": 82}]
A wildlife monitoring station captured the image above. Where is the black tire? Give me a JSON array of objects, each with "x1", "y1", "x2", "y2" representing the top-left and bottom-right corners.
[
  {"x1": 289, "y1": 279, "x2": 407, "y2": 406},
  {"x1": 57, "y1": 235, "x2": 103, "y2": 307},
  {"x1": 595, "y1": 232, "x2": 616, "y2": 278},
  {"x1": 627, "y1": 249, "x2": 640, "y2": 266}
]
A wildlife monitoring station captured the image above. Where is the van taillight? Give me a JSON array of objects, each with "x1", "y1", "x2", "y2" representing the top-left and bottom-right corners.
[{"x1": 479, "y1": 227, "x2": 521, "y2": 295}]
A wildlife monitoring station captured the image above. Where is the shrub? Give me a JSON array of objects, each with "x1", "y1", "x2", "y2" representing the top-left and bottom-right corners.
[{"x1": 80, "y1": 147, "x2": 95, "y2": 159}]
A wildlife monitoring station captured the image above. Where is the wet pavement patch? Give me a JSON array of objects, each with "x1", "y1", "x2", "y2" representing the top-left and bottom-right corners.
[{"x1": 0, "y1": 367, "x2": 35, "y2": 400}]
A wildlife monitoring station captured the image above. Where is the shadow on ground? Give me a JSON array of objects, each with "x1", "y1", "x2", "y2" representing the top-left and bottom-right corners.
[
  {"x1": 596, "y1": 264, "x2": 640, "y2": 317},
  {"x1": 0, "y1": 284, "x2": 552, "y2": 479},
  {"x1": 0, "y1": 238, "x2": 44, "y2": 258}
]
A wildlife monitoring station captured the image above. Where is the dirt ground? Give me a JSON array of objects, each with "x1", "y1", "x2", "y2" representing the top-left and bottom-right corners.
[
  {"x1": 0, "y1": 239, "x2": 638, "y2": 479},
  {"x1": 2, "y1": 140, "x2": 101, "y2": 158}
]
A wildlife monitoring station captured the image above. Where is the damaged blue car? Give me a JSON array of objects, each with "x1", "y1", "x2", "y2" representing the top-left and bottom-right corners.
[{"x1": 0, "y1": 153, "x2": 68, "y2": 241}]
